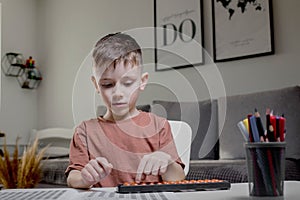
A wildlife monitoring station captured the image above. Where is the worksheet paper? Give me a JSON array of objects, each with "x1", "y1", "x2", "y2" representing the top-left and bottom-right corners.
[{"x1": 0, "y1": 188, "x2": 179, "y2": 200}]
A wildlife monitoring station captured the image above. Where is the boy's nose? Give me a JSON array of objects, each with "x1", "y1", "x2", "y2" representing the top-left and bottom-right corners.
[{"x1": 112, "y1": 83, "x2": 124, "y2": 99}]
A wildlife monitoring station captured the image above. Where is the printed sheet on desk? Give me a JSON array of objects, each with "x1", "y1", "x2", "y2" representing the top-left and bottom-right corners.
[
  {"x1": 0, "y1": 188, "x2": 79, "y2": 200},
  {"x1": 0, "y1": 188, "x2": 178, "y2": 200},
  {"x1": 0, "y1": 179, "x2": 230, "y2": 200},
  {"x1": 78, "y1": 190, "x2": 178, "y2": 200}
]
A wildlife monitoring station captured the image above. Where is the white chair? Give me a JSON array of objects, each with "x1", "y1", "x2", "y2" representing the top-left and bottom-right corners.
[
  {"x1": 169, "y1": 120, "x2": 192, "y2": 175},
  {"x1": 29, "y1": 128, "x2": 74, "y2": 157}
]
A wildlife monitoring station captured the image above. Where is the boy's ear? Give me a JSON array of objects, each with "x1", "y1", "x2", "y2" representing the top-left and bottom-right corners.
[
  {"x1": 140, "y1": 72, "x2": 149, "y2": 91},
  {"x1": 91, "y1": 76, "x2": 100, "y2": 93}
]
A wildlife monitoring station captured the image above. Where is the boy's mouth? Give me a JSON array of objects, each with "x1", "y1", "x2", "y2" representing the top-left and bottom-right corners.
[{"x1": 112, "y1": 102, "x2": 128, "y2": 107}]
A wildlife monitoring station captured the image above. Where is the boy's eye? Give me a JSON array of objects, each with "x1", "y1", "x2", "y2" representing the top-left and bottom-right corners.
[
  {"x1": 100, "y1": 82, "x2": 115, "y2": 88},
  {"x1": 123, "y1": 80, "x2": 134, "y2": 86}
]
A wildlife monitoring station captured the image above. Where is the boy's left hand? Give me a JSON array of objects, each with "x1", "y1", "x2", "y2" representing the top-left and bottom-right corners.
[{"x1": 135, "y1": 151, "x2": 171, "y2": 183}]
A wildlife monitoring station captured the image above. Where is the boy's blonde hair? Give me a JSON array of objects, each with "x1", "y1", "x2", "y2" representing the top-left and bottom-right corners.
[{"x1": 92, "y1": 32, "x2": 143, "y2": 75}]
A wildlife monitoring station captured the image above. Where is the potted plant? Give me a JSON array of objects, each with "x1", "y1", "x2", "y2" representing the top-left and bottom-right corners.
[{"x1": 0, "y1": 133, "x2": 47, "y2": 189}]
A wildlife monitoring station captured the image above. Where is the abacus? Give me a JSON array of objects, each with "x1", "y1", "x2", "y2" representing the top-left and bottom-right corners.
[{"x1": 117, "y1": 179, "x2": 231, "y2": 193}]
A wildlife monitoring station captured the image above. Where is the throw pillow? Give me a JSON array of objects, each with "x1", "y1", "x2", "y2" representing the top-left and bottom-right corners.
[{"x1": 152, "y1": 99, "x2": 219, "y2": 160}]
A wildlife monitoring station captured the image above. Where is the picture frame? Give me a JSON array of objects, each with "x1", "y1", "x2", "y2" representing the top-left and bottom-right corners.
[
  {"x1": 154, "y1": 0, "x2": 204, "y2": 71},
  {"x1": 212, "y1": 0, "x2": 274, "y2": 62}
]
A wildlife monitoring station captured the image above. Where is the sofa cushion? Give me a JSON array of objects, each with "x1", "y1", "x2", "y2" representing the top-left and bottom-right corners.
[
  {"x1": 219, "y1": 86, "x2": 300, "y2": 160},
  {"x1": 40, "y1": 159, "x2": 69, "y2": 186},
  {"x1": 137, "y1": 104, "x2": 152, "y2": 112},
  {"x1": 186, "y1": 164, "x2": 248, "y2": 183},
  {"x1": 152, "y1": 99, "x2": 219, "y2": 160},
  {"x1": 285, "y1": 158, "x2": 300, "y2": 181}
]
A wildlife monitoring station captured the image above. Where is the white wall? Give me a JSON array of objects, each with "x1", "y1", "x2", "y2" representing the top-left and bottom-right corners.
[
  {"x1": 36, "y1": 0, "x2": 155, "y2": 128},
  {"x1": 0, "y1": 0, "x2": 38, "y2": 144},
  {"x1": 1, "y1": 0, "x2": 300, "y2": 143},
  {"x1": 37, "y1": 0, "x2": 300, "y2": 128}
]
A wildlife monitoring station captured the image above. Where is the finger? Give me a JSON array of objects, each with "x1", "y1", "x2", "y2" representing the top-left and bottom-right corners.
[
  {"x1": 81, "y1": 167, "x2": 94, "y2": 183},
  {"x1": 143, "y1": 159, "x2": 154, "y2": 175},
  {"x1": 136, "y1": 156, "x2": 148, "y2": 183},
  {"x1": 96, "y1": 157, "x2": 113, "y2": 174},
  {"x1": 89, "y1": 160, "x2": 105, "y2": 180},
  {"x1": 152, "y1": 160, "x2": 168, "y2": 176},
  {"x1": 83, "y1": 164, "x2": 99, "y2": 182},
  {"x1": 140, "y1": 173, "x2": 146, "y2": 182},
  {"x1": 151, "y1": 161, "x2": 162, "y2": 176},
  {"x1": 96, "y1": 157, "x2": 110, "y2": 166},
  {"x1": 86, "y1": 162, "x2": 99, "y2": 178},
  {"x1": 158, "y1": 161, "x2": 168, "y2": 174}
]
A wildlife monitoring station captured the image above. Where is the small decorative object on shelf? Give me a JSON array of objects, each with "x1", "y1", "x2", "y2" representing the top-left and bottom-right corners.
[
  {"x1": 25, "y1": 56, "x2": 35, "y2": 68},
  {"x1": 1, "y1": 52, "x2": 26, "y2": 77},
  {"x1": 1, "y1": 53, "x2": 42, "y2": 89}
]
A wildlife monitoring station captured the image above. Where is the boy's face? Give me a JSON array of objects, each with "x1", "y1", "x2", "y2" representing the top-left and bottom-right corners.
[{"x1": 92, "y1": 62, "x2": 148, "y2": 121}]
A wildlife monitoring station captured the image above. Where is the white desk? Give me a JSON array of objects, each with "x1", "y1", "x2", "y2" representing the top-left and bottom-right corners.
[
  {"x1": 175, "y1": 181, "x2": 299, "y2": 200},
  {"x1": 1, "y1": 181, "x2": 299, "y2": 200}
]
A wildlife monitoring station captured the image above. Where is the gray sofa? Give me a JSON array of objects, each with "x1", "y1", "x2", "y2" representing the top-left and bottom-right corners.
[{"x1": 39, "y1": 86, "x2": 300, "y2": 186}]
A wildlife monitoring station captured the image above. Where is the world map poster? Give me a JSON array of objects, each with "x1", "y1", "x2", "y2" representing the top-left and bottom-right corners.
[{"x1": 212, "y1": 0, "x2": 274, "y2": 62}]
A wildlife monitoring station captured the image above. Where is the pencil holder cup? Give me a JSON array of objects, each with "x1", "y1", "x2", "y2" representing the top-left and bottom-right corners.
[{"x1": 244, "y1": 142, "x2": 286, "y2": 197}]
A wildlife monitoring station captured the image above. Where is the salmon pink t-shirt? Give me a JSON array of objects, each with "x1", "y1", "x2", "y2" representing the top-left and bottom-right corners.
[{"x1": 65, "y1": 112, "x2": 184, "y2": 187}]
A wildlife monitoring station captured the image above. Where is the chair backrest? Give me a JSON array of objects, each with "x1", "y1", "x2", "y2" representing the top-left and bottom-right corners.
[
  {"x1": 168, "y1": 120, "x2": 192, "y2": 175},
  {"x1": 29, "y1": 128, "x2": 74, "y2": 157}
]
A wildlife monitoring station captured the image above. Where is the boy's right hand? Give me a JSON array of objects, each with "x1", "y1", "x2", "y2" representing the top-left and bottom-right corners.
[{"x1": 81, "y1": 157, "x2": 113, "y2": 186}]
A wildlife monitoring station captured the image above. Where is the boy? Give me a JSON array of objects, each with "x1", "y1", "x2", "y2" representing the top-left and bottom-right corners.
[{"x1": 66, "y1": 33, "x2": 185, "y2": 188}]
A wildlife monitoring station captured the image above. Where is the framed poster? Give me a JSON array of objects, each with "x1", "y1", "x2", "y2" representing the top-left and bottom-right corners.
[
  {"x1": 212, "y1": 0, "x2": 274, "y2": 62},
  {"x1": 154, "y1": 0, "x2": 204, "y2": 71}
]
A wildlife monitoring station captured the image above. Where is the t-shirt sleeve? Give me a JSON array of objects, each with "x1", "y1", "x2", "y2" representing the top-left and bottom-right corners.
[
  {"x1": 159, "y1": 119, "x2": 185, "y2": 170},
  {"x1": 65, "y1": 122, "x2": 90, "y2": 176}
]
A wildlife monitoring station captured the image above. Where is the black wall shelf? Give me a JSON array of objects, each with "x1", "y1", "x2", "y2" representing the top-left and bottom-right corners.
[{"x1": 1, "y1": 53, "x2": 42, "y2": 89}]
